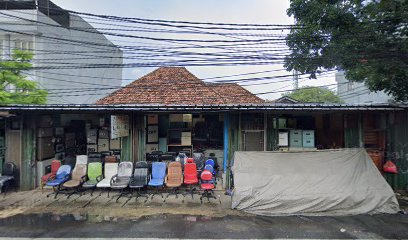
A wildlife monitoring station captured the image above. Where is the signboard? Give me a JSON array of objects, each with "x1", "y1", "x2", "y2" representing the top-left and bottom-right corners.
[
  {"x1": 111, "y1": 115, "x2": 129, "y2": 139},
  {"x1": 147, "y1": 125, "x2": 158, "y2": 143}
]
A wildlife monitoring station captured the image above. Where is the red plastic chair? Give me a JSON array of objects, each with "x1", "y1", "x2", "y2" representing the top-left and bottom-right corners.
[
  {"x1": 200, "y1": 170, "x2": 216, "y2": 202},
  {"x1": 186, "y1": 158, "x2": 194, "y2": 164},
  {"x1": 183, "y1": 162, "x2": 198, "y2": 198},
  {"x1": 41, "y1": 160, "x2": 61, "y2": 188}
]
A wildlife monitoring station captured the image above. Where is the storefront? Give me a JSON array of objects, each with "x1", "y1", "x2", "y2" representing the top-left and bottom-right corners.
[{"x1": 0, "y1": 103, "x2": 406, "y2": 191}]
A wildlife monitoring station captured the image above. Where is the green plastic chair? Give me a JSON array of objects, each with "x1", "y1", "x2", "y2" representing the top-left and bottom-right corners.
[{"x1": 82, "y1": 162, "x2": 103, "y2": 196}]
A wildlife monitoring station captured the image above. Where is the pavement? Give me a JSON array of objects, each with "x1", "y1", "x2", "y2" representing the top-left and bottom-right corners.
[{"x1": 0, "y1": 189, "x2": 407, "y2": 239}]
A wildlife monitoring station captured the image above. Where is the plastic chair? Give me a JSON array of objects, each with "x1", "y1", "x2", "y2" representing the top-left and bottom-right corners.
[
  {"x1": 204, "y1": 164, "x2": 214, "y2": 173},
  {"x1": 46, "y1": 165, "x2": 72, "y2": 199},
  {"x1": 0, "y1": 162, "x2": 16, "y2": 194},
  {"x1": 183, "y1": 162, "x2": 198, "y2": 199},
  {"x1": 41, "y1": 160, "x2": 61, "y2": 189},
  {"x1": 96, "y1": 163, "x2": 118, "y2": 197},
  {"x1": 82, "y1": 162, "x2": 103, "y2": 196},
  {"x1": 165, "y1": 162, "x2": 183, "y2": 201},
  {"x1": 129, "y1": 161, "x2": 149, "y2": 200},
  {"x1": 148, "y1": 162, "x2": 166, "y2": 199},
  {"x1": 111, "y1": 161, "x2": 133, "y2": 202},
  {"x1": 200, "y1": 170, "x2": 216, "y2": 203}
]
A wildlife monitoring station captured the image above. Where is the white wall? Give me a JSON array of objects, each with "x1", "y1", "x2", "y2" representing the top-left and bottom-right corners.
[
  {"x1": 336, "y1": 71, "x2": 392, "y2": 104},
  {"x1": 0, "y1": 9, "x2": 123, "y2": 104}
]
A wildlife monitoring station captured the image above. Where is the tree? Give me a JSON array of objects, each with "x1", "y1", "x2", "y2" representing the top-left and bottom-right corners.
[
  {"x1": 285, "y1": 1, "x2": 408, "y2": 101},
  {"x1": 0, "y1": 50, "x2": 47, "y2": 104},
  {"x1": 284, "y1": 86, "x2": 342, "y2": 103}
]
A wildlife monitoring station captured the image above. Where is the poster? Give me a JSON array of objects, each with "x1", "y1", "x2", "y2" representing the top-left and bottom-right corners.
[{"x1": 111, "y1": 115, "x2": 129, "y2": 139}]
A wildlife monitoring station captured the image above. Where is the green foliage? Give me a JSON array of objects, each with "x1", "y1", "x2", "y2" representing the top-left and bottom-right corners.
[
  {"x1": 285, "y1": 0, "x2": 408, "y2": 101},
  {"x1": 284, "y1": 86, "x2": 342, "y2": 103},
  {"x1": 0, "y1": 50, "x2": 47, "y2": 104}
]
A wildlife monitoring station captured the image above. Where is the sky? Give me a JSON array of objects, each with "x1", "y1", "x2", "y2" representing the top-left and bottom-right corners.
[{"x1": 52, "y1": 0, "x2": 337, "y2": 100}]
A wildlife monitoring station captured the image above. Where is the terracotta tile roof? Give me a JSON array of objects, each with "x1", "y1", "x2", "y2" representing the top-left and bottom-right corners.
[{"x1": 96, "y1": 67, "x2": 264, "y2": 105}]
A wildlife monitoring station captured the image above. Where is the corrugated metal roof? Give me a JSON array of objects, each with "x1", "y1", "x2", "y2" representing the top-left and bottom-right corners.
[{"x1": 0, "y1": 103, "x2": 405, "y2": 112}]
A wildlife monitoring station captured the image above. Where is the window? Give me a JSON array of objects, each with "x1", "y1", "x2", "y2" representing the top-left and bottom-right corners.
[{"x1": 347, "y1": 81, "x2": 355, "y2": 91}]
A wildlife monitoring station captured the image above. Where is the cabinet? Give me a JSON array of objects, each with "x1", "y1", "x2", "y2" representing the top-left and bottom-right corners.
[
  {"x1": 289, "y1": 130, "x2": 302, "y2": 147},
  {"x1": 303, "y1": 130, "x2": 315, "y2": 148},
  {"x1": 278, "y1": 132, "x2": 289, "y2": 146}
]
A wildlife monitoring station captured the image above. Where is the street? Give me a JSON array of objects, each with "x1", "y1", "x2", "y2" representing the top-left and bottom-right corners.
[{"x1": 0, "y1": 212, "x2": 407, "y2": 239}]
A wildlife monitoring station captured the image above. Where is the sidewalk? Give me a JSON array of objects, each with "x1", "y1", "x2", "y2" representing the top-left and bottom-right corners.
[{"x1": 0, "y1": 188, "x2": 243, "y2": 220}]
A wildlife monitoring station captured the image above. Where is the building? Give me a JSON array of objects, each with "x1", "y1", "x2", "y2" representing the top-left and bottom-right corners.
[
  {"x1": 0, "y1": 0, "x2": 123, "y2": 104},
  {"x1": 0, "y1": 67, "x2": 407, "y2": 192},
  {"x1": 336, "y1": 71, "x2": 392, "y2": 104}
]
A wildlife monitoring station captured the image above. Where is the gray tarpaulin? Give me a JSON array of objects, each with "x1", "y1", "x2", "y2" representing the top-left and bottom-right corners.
[{"x1": 231, "y1": 148, "x2": 400, "y2": 216}]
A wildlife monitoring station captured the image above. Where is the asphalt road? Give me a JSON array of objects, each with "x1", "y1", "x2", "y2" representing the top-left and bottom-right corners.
[{"x1": 0, "y1": 213, "x2": 407, "y2": 239}]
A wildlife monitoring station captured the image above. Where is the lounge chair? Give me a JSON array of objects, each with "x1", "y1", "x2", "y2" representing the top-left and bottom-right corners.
[
  {"x1": 129, "y1": 161, "x2": 149, "y2": 200},
  {"x1": 46, "y1": 165, "x2": 72, "y2": 198},
  {"x1": 111, "y1": 161, "x2": 133, "y2": 202},
  {"x1": 96, "y1": 162, "x2": 118, "y2": 197},
  {"x1": 82, "y1": 162, "x2": 103, "y2": 196}
]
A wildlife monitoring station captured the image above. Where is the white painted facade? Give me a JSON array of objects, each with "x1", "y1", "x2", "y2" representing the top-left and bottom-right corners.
[
  {"x1": 336, "y1": 71, "x2": 392, "y2": 104},
  {"x1": 0, "y1": 8, "x2": 122, "y2": 104}
]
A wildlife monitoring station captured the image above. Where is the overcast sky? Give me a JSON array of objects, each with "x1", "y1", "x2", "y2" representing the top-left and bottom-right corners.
[{"x1": 52, "y1": 0, "x2": 336, "y2": 100}]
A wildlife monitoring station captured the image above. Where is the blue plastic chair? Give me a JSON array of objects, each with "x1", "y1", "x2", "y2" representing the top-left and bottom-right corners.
[
  {"x1": 205, "y1": 159, "x2": 216, "y2": 175},
  {"x1": 204, "y1": 164, "x2": 214, "y2": 173},
  {"x1": 148, "y1": 162, "x2": 167, "y2": 199},
  {"x1": 46, "y1": 165, "x2": 72, "y2": 198}
]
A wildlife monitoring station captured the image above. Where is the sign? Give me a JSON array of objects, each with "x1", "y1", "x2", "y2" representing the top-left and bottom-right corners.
[
  {"x1": 147, "y1": 125, "x2": 158, "y2": 143},
  {"x1": 111, "y1": 115, "x2": 129, "y2": 139}
]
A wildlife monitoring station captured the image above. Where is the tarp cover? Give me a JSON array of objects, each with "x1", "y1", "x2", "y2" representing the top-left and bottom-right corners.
[{"x1": 231, "y1": 148, "x2": 400, "y2": 216}]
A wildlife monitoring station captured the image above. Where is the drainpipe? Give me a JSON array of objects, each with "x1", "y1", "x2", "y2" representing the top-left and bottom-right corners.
[{"x1": 223, "y1": 113, "x2": 230, "y2": 171}]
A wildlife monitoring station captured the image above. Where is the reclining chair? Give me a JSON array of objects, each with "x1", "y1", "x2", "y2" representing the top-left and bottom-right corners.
[
  {"x1": 164, "y1": 161, "x2": 183, "y2": 201},
  {"x1": 148, "y1": 162, "x2": 166, "y2": 199},
  {"x1": 96, "y1": 162, "x2": 118, "y2": 197},
  {"x1": 0, "y1": 162, "x2": 16, "y2": 194},
  {"x1": 82, "y1": 162, "x2": 103, "y2": 196},
  {"x1": 40, "y1": 160, "x2": 61, "y2": 189},
  {"x1": 129, "y1": 161, "x2": 149, "y2": 200},
  {"x1": 46, "y1": 165, "x2": 72, "y2": 198},
  {"x1": 183, "y1": 161, "x2": 198, "y2": 199},
  {"x1": 199, "y1": 170, "x2": 216, "y2": 203},
  {"x1": 111, "y1": 161, "x2": 133, "y2": 202},
  {"x1": 62, "y1": 163, "x2": 88, "y2": 198}
]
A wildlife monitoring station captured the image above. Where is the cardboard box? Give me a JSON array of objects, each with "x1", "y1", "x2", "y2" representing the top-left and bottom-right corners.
[
  {"x1": 181, "y1": 136, "x2": 192, "y2": 145},
  {"x1": 87, "y1": 144, "x2": 97, "y2": 153},
  {"x1": 145, "y1": 144, "x2": 159, "y2": 154},
  {"x1": 147, "y1": 114, "x2": 158, "y2": 125},
  {"x1": 98, "y1": 139, "x2": 109, "y2": 152},
  {"x1": 86, "y1": 129, "x2": 98, "y2": 144},
  {"x1": 98, "y1": 129, "x2": 109, "y2": 139},
  {"x1": 110, "y1": 138, "x2": 121, "y2": 150},
  {"x1": 169, "y1": 114, "x2": 183, "y2": 122}
]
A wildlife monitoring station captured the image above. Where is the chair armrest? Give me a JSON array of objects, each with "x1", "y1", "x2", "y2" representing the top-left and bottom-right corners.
[
  {"x1": 96, "y1": 175, "x2": 103, "y2": 182},
  {"x1": 80, "y1": 175, "x2": 87, "y2": 183},
  {"x1": 44, "y1": 174, "x2": 55, "y2": 182},
  {"x1": 110, "y1": 174, "x2": 118, "y2": 185},
  {"x1": 164, "y1": 175, "x2": 168, "y2": 184}
]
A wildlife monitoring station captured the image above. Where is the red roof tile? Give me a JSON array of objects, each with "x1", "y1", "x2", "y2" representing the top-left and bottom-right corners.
[{"x1": 96, "y1": 67, "x2": 264, "y2": 105}]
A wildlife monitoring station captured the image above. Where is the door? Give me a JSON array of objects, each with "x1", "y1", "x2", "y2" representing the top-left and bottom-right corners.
[{"x1": 243, "y1": 131, "x2": 264, "y2": 151}]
